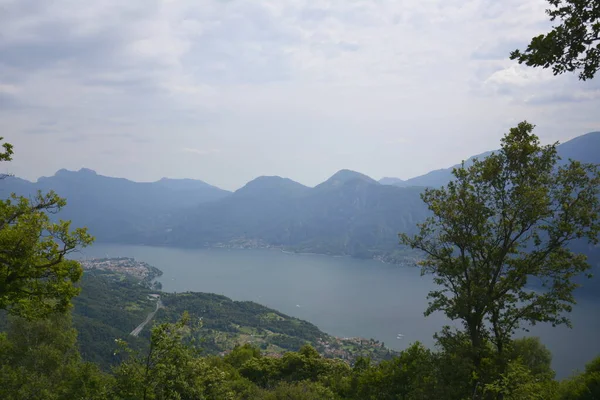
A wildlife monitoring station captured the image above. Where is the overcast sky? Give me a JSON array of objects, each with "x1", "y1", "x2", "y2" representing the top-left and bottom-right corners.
[{"x1": 1, "y1": 0, "x2": 599, "y2": 190}]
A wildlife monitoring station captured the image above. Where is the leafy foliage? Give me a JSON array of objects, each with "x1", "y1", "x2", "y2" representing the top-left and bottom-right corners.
[
  {"x1": 0, "y1": 137, "x2": 13, "y2": 179},
  {"x1": 401, "y1": 122, "x2": 600, "y2": 393},
  {"x1": 0, "y1": 313, "x2": 113, "y2": 400},
  {"x1": 113, "y1": 313, "x2": 235, "y2": 400},
  {"x1": 558, "y1": 356, "x2": 600, "y2": 400},
  {"x1": 72, "y1": 271, "x2": 156, "y2": 369},
  {"x1": 0, "y1": 139, "x2": 93, "y2": 319},
  {"x1": 510, "y1": 0, "x2": 600, "y2": 80}
]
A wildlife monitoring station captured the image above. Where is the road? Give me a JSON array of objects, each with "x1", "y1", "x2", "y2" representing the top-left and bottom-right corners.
[{"x1": 130, "y1": 298, "x2": 163, "y2": 337}]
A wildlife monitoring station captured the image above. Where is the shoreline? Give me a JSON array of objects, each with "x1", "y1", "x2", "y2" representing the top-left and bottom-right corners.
[{"x1": 82, "y1": 241, "x2": 413, "y2": 266}]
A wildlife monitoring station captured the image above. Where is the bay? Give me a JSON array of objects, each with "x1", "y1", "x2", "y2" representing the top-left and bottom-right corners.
[{"x1": 78, "y1": 243, "x2": 600, "y2": 378}]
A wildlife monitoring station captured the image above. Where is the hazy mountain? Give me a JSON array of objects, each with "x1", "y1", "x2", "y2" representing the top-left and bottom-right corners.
[
  {"x1": 381, "y1": 151, "x2": 494, "y2": 188},
  {"x1": 0, "y1": 168, "x2": 230, "y2": 241},
  {"x1": 316, "y1": 169, "x2": 378, "y2": 190},
  {"x1": 379, "y1": 177, "x2": 405, "y2": 186},
  {"x1": 1, "y1": 131, "x2": 598, "y2": 270},
  {"x1": 151, "y1": 170, "x2": 427, "y2": 261},
  {"x1": 153, "y1": 177, "x2": 226, "y2": 192},
  {"x1": 556, "y1": 131, "x2": 600, "y2": 165},
  {"x1": 381, "y1": 132, "x2": 600, "y2": 188},
  {"x1": 234, "y1": 176, "x2": 310, "y2": 199}
]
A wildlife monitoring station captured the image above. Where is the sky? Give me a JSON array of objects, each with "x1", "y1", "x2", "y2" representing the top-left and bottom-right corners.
[{"x1": 1, "y1": 0, "x2": 599, "y2": 191}]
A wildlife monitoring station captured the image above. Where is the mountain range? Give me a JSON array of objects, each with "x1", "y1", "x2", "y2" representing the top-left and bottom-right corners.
[
  {"x1": 0, "y1": 168, "x2": 230, "y2": 241},
  {"x1": 2, "y1": 131, "x2": 599, "y2": 287},
  {"x1": 379, "y1": 131, "x2": 600, "y2": 188}
]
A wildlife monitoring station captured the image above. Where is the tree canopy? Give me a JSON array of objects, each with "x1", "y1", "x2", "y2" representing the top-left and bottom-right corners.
[
  {"x1": 0, "y1": 137, "x2": 93, "y2": 318},
  {"x1": 510, "y1": 0, "x2": 600, "y2": 80},
  {"x1": 400, "y1": 121, "x2": 600, "y2": 395}
]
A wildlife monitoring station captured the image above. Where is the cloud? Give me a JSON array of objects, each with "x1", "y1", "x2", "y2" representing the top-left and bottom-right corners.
[
  {"x1": 0, "y1": 0, "x2": 598, "y2": 190},
  {"x1": 181, "y1": 148, "x2": 220, "y2": 156},
  {"x1": 23, "y1": 128, "x2": 57, "y2": 135},
  {"x1": 385, "y1": 137, "x2": 410, "y2": 145},
  {"x1": 471, "y1": 40, "x2": 525, "y2": 61}
]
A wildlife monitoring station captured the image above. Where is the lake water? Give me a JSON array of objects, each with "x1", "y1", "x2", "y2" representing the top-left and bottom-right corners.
[{"x1": 78, "y1": 243, "x2": 600, "y2": 378}]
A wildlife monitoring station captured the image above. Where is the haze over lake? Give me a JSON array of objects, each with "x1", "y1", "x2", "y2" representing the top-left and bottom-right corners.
[{"x1": 79, "y1": 243, "x2": 600, "y2": 379}]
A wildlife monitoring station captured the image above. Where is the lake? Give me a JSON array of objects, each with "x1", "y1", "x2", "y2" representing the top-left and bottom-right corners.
[{"x1": 78, "y1": 243, "x2": 600, "y2": 378}]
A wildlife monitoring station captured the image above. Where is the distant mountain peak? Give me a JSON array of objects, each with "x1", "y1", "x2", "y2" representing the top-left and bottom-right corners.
[
  {"x1": 53, "y1": 168, "x2": 97, "y2": 177},
  {"x1": 318, "y1": 169, "x2": 378, "y2": 189},
  {"x1": 235, "y1": 176, "x2": 309, "y2": 197}
]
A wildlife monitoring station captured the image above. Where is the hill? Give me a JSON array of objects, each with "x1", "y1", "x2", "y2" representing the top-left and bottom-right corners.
[{"x1": 71, "y1": 267, "x2": 394, "y2": 370}]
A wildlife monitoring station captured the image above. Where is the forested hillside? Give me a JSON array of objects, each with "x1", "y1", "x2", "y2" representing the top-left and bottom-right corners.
[{"x1": 69, "y1": 270, "x2": 393, "y2": 371}]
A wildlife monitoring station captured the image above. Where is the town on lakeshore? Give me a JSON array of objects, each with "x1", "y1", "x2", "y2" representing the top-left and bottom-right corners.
[{"x1": 81, "y1": 257, "x2": 162, "y2": 282}]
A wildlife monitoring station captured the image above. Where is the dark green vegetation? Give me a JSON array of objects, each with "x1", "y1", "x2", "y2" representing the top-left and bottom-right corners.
[
  {"x1": 510, "y1": 0, "x2": 600, "y2": 81},
  {"x1": 401, "y1": 122, "x2": 600, "y2": 398},
  {"x1": 70, "y1": 269, "x2": 393, "y2": 371},
  {"x1": 2, "y1": 305, "x2": 600, "y2": 399},
  {"x1": 2, "y1": 125, "x2": 600, "y2": 399},
  {"x1": 0, "y1": 137, "x2": 93, "y2": 319}
]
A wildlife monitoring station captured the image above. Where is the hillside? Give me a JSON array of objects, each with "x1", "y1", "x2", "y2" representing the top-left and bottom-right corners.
[{"x1": 71, "y1": 267, "x2": 394, "y2": 370}]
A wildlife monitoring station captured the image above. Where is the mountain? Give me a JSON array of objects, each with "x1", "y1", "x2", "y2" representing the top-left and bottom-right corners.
[
  {"x1": 1, "y1": 131, "x2": 598, "y2": 267},
  {"x1": 555, "y1": 131, "x2": 600, "y2": 165},
  {"x1": 316, "y1": 169, "x2": 378, "y2": 190},
  {"x1": 379, "y1": 177, "x2": 405, "y2": 186},
  {"x1": 153, "y1": 177, "x2": 226, "y2": 192},
  {"x1": 0, "y1": 168, "x2": 231, "y2": 242},
  {"x1": 381, "y1": 151, "x2": 494, "y2": 188},
  {"x1": 234, "y1": 176, "x2": 310, "y2": 199},
  {"x1": 381, "y1": 132, "x2": 600, "y2": 188},
  {"x1": 150, "y1": 170, "x2": 427, "y2": 261}
]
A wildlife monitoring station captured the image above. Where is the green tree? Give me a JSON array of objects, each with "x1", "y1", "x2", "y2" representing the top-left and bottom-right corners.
[
  {"x1": 510, "y1": 0, "x2": 600, "y2": 80},
  {"x1": 484, "y1": 360, "x2": 558, "y2": 400},
  {"x1": 113, "y1": 313, "x2": 234, "y2": 400},
  {"x1": 0, "y1": 312, "x2": 113, "y2": 400},
  {"x1": 507, "y1": 337, "x2": 554, "y2": 380},
  {"x1": 400, "y1": 122, "x2": 600, "y2": 392},
  {"x1": 224, "y1": 344, "x2": 262, "y2": 369},
  {"x1": 0, "y1": 136, "x2": 13, "y2": 179},
  {"x1": 239, "y1": 344, "x2": 347, "y2": 390},
  {"x1": 354, "y1": 342, "x2": 438, "y2": 400},
  {"x1": 258, "y1": 381, "x2": 337, "y2": 400},
  {"x1": 0, "y1": 137, "x2": 93, "y2": 318},
  {"x1": 559, "y1": 356, "x2": 600, "y2": 400}
]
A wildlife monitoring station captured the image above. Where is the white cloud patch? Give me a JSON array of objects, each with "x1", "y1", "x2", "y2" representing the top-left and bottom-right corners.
[
  {"x1": 0, "y1": 0, "x2": 598, "y2": 189},
  {"x1": 182, "y1": 147, "x2": 220, "y2": 156}
]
